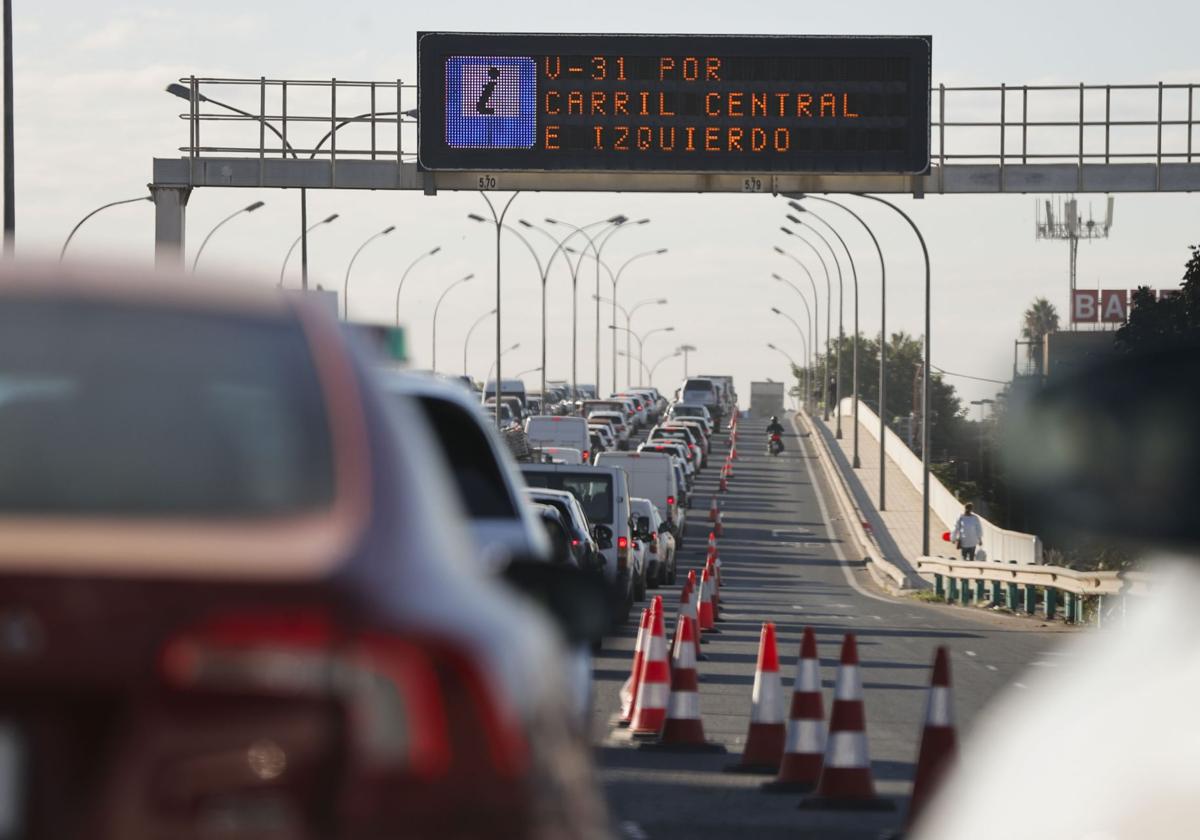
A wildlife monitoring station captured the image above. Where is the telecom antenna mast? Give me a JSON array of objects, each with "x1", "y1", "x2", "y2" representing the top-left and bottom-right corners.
[{"x1": 1035, "y1": 195, "x2": 1115, "y2": 328}]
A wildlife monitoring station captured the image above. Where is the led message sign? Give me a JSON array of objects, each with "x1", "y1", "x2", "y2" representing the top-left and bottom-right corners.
[{"x1": 418, "y1": 33, "x2": 931, "y2": 174}]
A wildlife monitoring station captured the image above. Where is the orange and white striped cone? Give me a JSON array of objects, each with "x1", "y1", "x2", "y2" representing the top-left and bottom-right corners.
[
  {"x1": 696, "y1": 566, "x2": 717, "y2": 632},
  {"x1": 728, "y1": 622, "x2": 785, "y2": 773},
  {"x1": 708, "y1": 497, "x2": 719, "y2": 523},
  {"x1": 725, "y1": 457, "x2": 735, "y2": 479},
  {"x1": 719, "y1": 469, "x2": 728, "y2": 493},
  {"x1": 730, "y1": 443, "x2": 738, "y2": 460},
  {"x1": 906, "y1": 647, "x2": 957, "y2": 830},
  {"x1": 641, "y1": 615, "x2": 725, "y2": 753},
  {"x1": 629, "y1": 597, "x2": 671, "y2": 738},
  {"x1": 763, "y1": 626, "x2": 825, "y2": 793},
  {"x1": 707, "y1": 531, "x2": 717, "y2": 553},
  {"x1": 705, "y1": 556, "x2": 722, "y2": 620},
  {"x1": 800, "y1": 633, "x2": 894, "y2": 811},
  {"x1": 714, "y1": 510, "x2": 724, "y2": 537},
  {"x1": 618, "y1": 606, "x2": 653, "y2": 726},
  {"x1": 679, "y1": 573, "x2": 705, "y2": 657}
]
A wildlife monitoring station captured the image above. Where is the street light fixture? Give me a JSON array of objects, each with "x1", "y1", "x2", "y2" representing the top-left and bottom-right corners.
[
  {"x1": 394, "y1": 245, "x2": 442, "y2": 326},
  {"x1": 60, "y1": 195, "x2": 153, "y2": 261},
  {"x1": 486, "y1": 342, "x2": 521, "y2": 388},
  {"x1": 778, "y1": 227, "x2": 835, "y2": 422},
  {"x1": 790, "y1": 194, "x2": 889, "y2": 505},
  {"x1": 191, "y1": 200, "x2": 265, "y2": 271},
  {"x1": 850, "y1": 193, "x2": 933, "y2": 554},
  {"x1": 676, "y1": 343, "x2": 696, "y2": 378},
  {"x1": 343, "y1": 225, "x2": 396, "y2": 318},
  {"x1": 771, "y1": 274, "x2": 816, "y2": 412},
  {"x1": 464, "y1": 307, "x2": 497, "y2": 378},
  {"x1": 767, "y1": 342, "x2": 809, "y2": 409},
  {"x1": 773, "y1": 247, "x2": 823, "y2": 415},
  {"x1": 431, "y1": 273, "x2": 474, "y2": 373},
  {"x1": 644, "y1": 349, "x2": 682, "y2": 387},
  {"x1": 770, "y1": 308, "x2": 811, "y2": 408},
  {"x1": 279, "y1": 213, "x2": 338, "y2": 287}
]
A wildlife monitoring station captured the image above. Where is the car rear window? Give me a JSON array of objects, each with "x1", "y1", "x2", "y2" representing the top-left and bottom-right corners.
[
  {"x1": 412, "y1": 395, "x2": 517, "y2": 519},
  {"x1": 683, "y1": 379, "x2": 715, "y2": 393},
  {"x1": 0, "y1": 297, "x2": 334, "y2": 517},
  {"x1": 521, "y1": 469, "x2": 613, "y2": 525}
]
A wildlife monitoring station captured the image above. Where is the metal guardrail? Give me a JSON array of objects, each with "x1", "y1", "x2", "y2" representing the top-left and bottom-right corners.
[{"x1": 916, "y1": 556, "x2": 1152, "y2": 625}]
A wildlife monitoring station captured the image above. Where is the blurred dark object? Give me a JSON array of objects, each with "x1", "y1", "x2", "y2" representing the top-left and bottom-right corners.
[
  {"x1": 1005, "y1": 343, "x2": 1200, "y2": 547},
  {"x1": 502, "y1": 560, "x2": 609, "y2": 645},
  {"x1": 1115, "y1": 246, "x2": 1200, "y2": 355}
]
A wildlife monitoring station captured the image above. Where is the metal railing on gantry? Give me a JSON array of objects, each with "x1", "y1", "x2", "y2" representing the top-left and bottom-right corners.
[{"x1": 156, "y1": 76, "x2": 1200, "y2": 195}]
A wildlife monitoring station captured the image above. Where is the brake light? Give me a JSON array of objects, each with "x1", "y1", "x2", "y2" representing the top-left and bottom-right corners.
[
  {"x1": 582, "y1": 450, "x2": 590, "y2": 462},
  {"x1": 159, "y1": 609, "x2": 528, "y2": 782},
  {"x1": 571, "y1": 538, "x2": 580, "y2": 547},
  {"x1": 667, "y1": 495, "x2": 675, "y2": 506},
  {"x1": 617, "y1": 536, "x2": 629, "y2": 551}
]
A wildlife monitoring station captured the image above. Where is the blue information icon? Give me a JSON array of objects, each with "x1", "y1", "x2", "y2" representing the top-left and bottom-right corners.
[{"x1": 445, "y1": 55, "x2": 537, "y2": 149}]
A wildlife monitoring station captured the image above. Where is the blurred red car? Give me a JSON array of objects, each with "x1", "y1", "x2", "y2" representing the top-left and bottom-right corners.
[{"x1": 0, "y1": 265, "x2": 607, "y2": 839}]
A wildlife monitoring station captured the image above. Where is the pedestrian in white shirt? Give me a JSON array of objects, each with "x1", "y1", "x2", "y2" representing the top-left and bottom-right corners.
[{"x1": 953, "y1": 502, "x2": 983, "y2": 560}]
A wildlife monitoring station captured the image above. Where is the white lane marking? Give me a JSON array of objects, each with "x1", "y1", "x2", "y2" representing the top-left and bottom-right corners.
[
  {"x1": 1014, "y1": 682, "x2": 1028, "y2": 690},
  {"x1": 790, "y1": 414, "x2": 896, "y2": 605},
  {"x1": 985, "y1": 665, "x2": 998, "y2": 672},
  {"x1": 792, "y1": 605, "x2": 805, "y2": 610},
  {"x1": 965, "y1": 650, "x2": 977, "y2": 657},
  {"x1": 1030, "y1": 661, "x2": 1058, "y2": 667},
  {"x1": 871, "y1": 615, "x2": 883, "y2": 621}
]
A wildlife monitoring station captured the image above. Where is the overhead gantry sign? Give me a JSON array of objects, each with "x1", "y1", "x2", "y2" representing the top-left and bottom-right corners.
[{"x1": 416, "y1": 33, "x2": 932, "y2": 176}]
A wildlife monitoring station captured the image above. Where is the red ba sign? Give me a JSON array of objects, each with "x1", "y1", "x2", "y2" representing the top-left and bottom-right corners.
[{"x1": 1070, "y1": 289, "x2": 1168, "y2": 323}]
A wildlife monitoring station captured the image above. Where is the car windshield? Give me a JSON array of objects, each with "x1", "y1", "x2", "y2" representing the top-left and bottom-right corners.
[
  {"x1": 0, "y1": 297, "x2": 334, "y2": 517},
  {"x1": 521, "y1": 470, "x2": 614, "y2": 525}
]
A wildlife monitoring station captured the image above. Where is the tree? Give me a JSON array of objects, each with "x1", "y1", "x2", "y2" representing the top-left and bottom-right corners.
[
  {"x1": 1020, "y1": 297, "x2": 1060, "y2": 373},
  {"x1": 1116, "y1": 244, "x2": 1200, "y2": 353}
]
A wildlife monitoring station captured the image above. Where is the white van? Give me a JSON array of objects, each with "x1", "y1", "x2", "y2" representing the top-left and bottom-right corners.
[
  {"x1": 593, "y1": 451, "x2": 686, "y2": 545},
  {"x1": 525, "y1": 415, "x2": 592, "y2": 461}
]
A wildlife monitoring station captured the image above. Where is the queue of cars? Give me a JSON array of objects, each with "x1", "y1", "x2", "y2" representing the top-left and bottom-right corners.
[{"x1": 0, "y1": 265, "x2": 735, "y2": 840}]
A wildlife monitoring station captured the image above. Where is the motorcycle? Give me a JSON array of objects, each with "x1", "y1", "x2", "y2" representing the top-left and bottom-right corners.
[{"x1": 767, "y1": 432, "x2": 784, "y2": 456}]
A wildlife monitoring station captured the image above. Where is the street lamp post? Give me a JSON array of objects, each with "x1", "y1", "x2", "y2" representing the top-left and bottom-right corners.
[
  {"x1": 394, "y1": 245, "x2": 442, "y2": 326},
  {"x1": 486, "y1": 342, "x2": 521, "y2": 386},
  {"x1": 642, "y1": 349, "x2": 682, "y2": 387},
  {"x1": 853, "y1": 193, "x2": 932, "y2": 555},
  {"x1": 477, "y1": 193, "x2": 521, "y2": 429},
  {"x1": 610, "y1": 324, "x2": 674, "y2": 387},
  {"x1": 343, "y1": 225, "x2": 396, "y2": 318},
  {"x1": 191, "y1": 200, "x2": 265, "y2": 271},
  {"x1": 610, "y1": 247, "x2": 667, "y2": 392},
  {"x1": 786, "y1": 217, "x2": 846, "y2": 437},
  {"x1": 771, "y1": 275, "x2": 816, "y2": 412},
  {"x1": 464, "y1": 307, "x2": 497, "y2": 378},
  {"x1": 767, "y1": 342, "x2": 809, "y2": 408},
  {"x1": 431, "y1": 274, "x2": 474, "y2": 373},
  {"x1": 677, "y1": 344, "x2": 696, "y2": 378},
  {"x1": 530, "y1": 216, "x2": 626, "y2": 401},
  {"x1": 279, "y1": 213, "x2": 338, "y2": 287},
  {"x1": 790, "y1": 195, "x2": 888, "y2": 505},
  {"x1": 595, "y1": 293, "x2": 668, "y2": 387},
  {"x1": 514, "y1": 366, "x2": 543, "y2": 379},
  {"x1": 779, "y1": 227, "x2": 834, "y2": 422},
  {"x1": 547, "y1": 215, "x2": 646, "y2": 396},
  {"x1": 770, "y1": 308, "x2": 810, "y2": 410},
  {"x1": 60, "y1": 195, "x2": 153, "y2": 261},
  {"x1": 773, "y1": 248, "x2": 823, "y2": 415},
  {"x1": 790, "y1": 206, "x2": 859, "y2": 462}
]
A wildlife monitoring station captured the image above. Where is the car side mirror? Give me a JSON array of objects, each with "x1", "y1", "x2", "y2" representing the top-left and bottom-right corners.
[
  {"x1": 502, "y1": 560, "x2": 610, "y2": 644},
  {"x1": 593, "y1": 524, "x2": 613, "y2": 550}
]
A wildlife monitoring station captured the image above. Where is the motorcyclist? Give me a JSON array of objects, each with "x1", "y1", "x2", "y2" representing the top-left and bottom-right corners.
[{"x1": 766, "y1": 415, "x2": 785, "y2": 453}]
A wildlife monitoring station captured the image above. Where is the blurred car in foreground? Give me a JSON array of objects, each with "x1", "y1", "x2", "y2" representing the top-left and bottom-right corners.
[{"x1": 0, "y1": 266, "x2": 607, "y2": 839}]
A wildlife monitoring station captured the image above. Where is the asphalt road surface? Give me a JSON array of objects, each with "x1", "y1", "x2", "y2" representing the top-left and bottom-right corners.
[{"x1": 588, "y1": 415, "x2": 1068, "y2": 840}]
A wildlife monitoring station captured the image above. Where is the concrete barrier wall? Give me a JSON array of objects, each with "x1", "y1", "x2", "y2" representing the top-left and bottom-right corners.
[{"x1": 839, "y1": 397, "x2": 1043, "y2": 565}]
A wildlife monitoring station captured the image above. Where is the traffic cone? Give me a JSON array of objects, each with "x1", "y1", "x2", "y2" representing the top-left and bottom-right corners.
[
  {"x1": 800, "y1": 633, "x2": 894, "y2": 811},
  {"x1": 629, "y1": 597, "x2": 670, "y2": 738},
  {"x1": 719, "y1": 473, "x2": 728, "y2": 493},
  {"x1": 705, "y1": 556, "x2": 722, "y2": 620},
  {"x1": 679, "y1": 573, "x2": 704, "y2": 658},
  {"x1": 906, "y1": 647, "x2": 957, "y2": 830},
  {"x1": 731, "y1": 443, "x2": 738, "y2": 460},
  {"x1": 618, "y1": 606, "x2": 653, "y2": 726},
  {"x1": 725, "y1": 457, "x2": 735, "y2": 479},
  {"x1": 709, "y1": 497, "x2": 719, "y2": 523},
  {"x1": 696, "y1": 566, "x2": 717, "y2": 632},
  {"x1": 727, "y1": 622, "x2": 785, "y2": 773},
  {"x1": 641, "y1": 615, "x2": 725, "y2": 753},
  {"x1": 763, "y1": 627, "x2": 825, "y2": 793},
  {"x1": 714, "y1": 510, "x2": 724, "y2": 537}
]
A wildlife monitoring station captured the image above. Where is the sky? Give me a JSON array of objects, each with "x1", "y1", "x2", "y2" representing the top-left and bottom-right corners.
[{"x1": 5, "y1": 0, "x2": 1200, "y2": 409}]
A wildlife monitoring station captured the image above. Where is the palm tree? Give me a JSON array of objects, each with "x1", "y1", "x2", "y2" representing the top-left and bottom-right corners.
[{"x1": 1021, "y1": 297, "x2": 1060, "y2": 373}]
